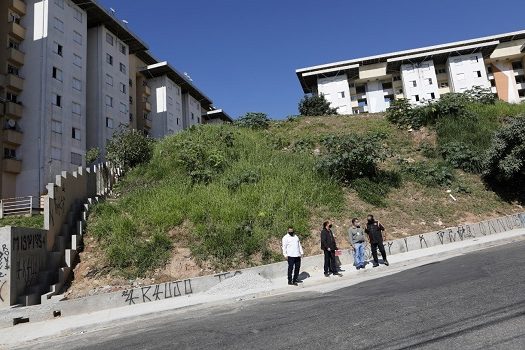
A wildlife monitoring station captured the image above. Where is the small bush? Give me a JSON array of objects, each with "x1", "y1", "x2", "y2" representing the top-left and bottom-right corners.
[
  {"x1": 226, "y1": 170, "x2": 261, "y2": 191},
  {"x1": 106, "y1": 129, "x2": 153, "y2": 170},
  {"x1": 401, "y1": 161, "x2": 454, "y2": 187},
  {"x1": 386, "y1": 98, "x2": 423, "y2": 129},
  {"x1": 316, "y1": 133, "x2": 388, "y2": 182},
  {"x1": 86, "y1": 147, "x2": 100, "y2": 165},
  {"x1": 483, "y1": 117, "x2": 525, "y2": 184},
  {"x1": 351, "y1": 171, "x2": 402, "y2": 207},
  {"x1": 298, "y1": 94, "x2": 337, "y2": 116},
  {"x1": 439, "y1": 142, "x2": 483, "y2": 173},
  {"x1": 235, "y1": 112, "x2": 270, "y2": 129},
  {"x1": 419, "y1": 142, "x2": 438, "y2": 158},
  {"x1": 464, "y1": 86, "x2": 497, "y2": 105}
]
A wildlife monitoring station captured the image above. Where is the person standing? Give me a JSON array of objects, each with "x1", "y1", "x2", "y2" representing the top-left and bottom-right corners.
[
  {"x1": 282, "y1": 226, "x2": 304, "y2": 286},
  {"x1": 348, "y1": 218, "x2": 366, "y2": 270},
  {"x1": 321, "y1": 221, "x2": 342, "y2": 277},
  {"x1": 365, "y1": 214, "x2": 389, "y2": 267}
]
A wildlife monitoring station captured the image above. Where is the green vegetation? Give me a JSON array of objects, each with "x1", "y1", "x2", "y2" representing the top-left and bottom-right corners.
[
  {"x1": 88, "y1": 125, "x2": 342, "y2": 276},
  {"x1": 298, "y1": 94, "x2": 337, "y2": 116},
  {"x1": 106, "y1": 129, "x2": 154, "y2": 170},
  {"x1": 0, "y1": 215, "x2": 44, "y2": 229},
  {"x1": 86, "y1": 147, "x2": 101, "y2": 165},
  {"x1": 234, "y1": 112, "x2": 271, "y2": 130}
]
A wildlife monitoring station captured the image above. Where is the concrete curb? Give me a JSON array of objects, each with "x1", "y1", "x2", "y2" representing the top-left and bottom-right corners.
[{"x1": 1, "y1": 229, "x2": 524, "y2": 348}]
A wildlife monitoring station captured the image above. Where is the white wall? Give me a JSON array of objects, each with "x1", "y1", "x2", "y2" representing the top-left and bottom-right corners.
[
  {"x1": 447, "y1": 53, "x2": 490, "y2": 92},
  {"x1": 365, "y1": 81, "x2": 388, "y2": 113},
  {"x1": 148, "y1": 76, "x2": 183, "y2": 138},
  {"x1": 401, "y1": 60, "x2": 440, "y2": 105},
  {"x1": 86, "y1": 25, "x2": 130, "y2": 156},
  {"x1": 19, "y1": 0, "x2": 87, "y2": 198},
  {"x1": 317, "y1": 75, "x2": 351, "y2": 114}
]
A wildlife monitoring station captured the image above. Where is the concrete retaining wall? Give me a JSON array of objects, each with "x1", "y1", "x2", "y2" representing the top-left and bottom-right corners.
[{"x1": 0, "y1": 212, "x2": 523, "y2": 328}]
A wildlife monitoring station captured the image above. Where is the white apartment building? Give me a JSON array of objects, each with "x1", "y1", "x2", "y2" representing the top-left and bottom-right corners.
[
  {"x1": 18, "y1": 0, "x2": 87, "y2": 199},
  {"x1": 0, "y1": 0, "x2": 230, "y2": 200},
  {"x1": 296, "y1": 29, "x2": 525, "y2": 114}
]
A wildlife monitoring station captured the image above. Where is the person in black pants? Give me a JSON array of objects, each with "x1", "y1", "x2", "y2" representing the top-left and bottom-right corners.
[
  {"x1": 320, "y1": 221, "x2": 342, "y2": 277},
  {"x1": 282, "y1": 226, "x2": 304, "y2": 285},
  {"x1": 365, "y1": 214, "x2": 389, "y2": 267}
]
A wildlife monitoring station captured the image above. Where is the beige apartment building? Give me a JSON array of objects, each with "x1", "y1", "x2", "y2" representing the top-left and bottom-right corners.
[
  {"x1": 297, "y1": 30, "x2": 525, "y2": 114},
  {"x1": 0, "y1": 0, "x2": 231, "y2": 202}
]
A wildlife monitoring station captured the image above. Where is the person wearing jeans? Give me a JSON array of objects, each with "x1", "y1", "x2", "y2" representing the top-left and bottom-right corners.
[
  {"x1": 348, "y1": 218, "x2": 366, "y2": 269},
  {"x1": 282, "y1": 226, "x2": 304, "y2": 286}
]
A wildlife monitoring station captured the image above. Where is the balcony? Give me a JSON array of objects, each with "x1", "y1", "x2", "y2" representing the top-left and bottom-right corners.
[
  {"x1": 3, "y1": 129, "x2": 22, "y2": 145},
  {"x1": 9, "y1": 22, "x2": 26, "y2": 41},
  {"x1": 144, "y1": 118, "x2": 152, "y2": 129},
  {"x1": 9, "y1": 0, "x2": 27, "y2": 16},
  {"x1": 144, "y1": 101, "x2": 151, "y2": 111},
  {"x1": 3, "y1": 158, "x2": 21, "y2": 174},
  {"x1": 6, "y1": 47, "x2": 25, "y2": 65},
  {"x1": 143, "y1": 85, "x2": 151, "y2": 96},
  {"x1": 6, "y1": 74, "x2": 24, "y2": 92},
  {"x1": 4, "y1": 102, "x2": 23, "y2": 119}
]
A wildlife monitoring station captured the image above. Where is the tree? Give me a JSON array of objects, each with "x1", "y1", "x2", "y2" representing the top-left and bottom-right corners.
[
  {"x1": 298, "y1": 94, "x2": 337, "y2": 116},
  {"x1": 85, "y1": 147, "x2": 100, "y2": 165},
  {"x1": 106, "y1": 129, "x2": 154, "y2": 170},
  {"x1": 235, "y1": 112, "x2": 270, "y2": 129}
]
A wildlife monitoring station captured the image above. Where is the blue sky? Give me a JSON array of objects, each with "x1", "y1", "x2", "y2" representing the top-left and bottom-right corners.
[{"x1": 99, "y1": 0, "x2": 525, "y2": 119}]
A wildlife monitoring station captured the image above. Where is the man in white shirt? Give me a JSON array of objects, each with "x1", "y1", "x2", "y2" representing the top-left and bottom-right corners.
[{"x1": 282, "y1": 226, "x2": 304, "y2": 286}]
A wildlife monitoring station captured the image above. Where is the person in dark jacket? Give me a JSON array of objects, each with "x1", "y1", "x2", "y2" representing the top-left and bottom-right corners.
[
  {"x1": 365, "y1": 214, "x2": 389, "y2": 267},
  {"x1": 321, "y1": 221, "x2": 342, "y2": 277}
]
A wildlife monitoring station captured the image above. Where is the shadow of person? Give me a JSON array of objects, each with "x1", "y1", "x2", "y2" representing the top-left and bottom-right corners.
[{"x1": 297, "y1": 272, "x2": 311, "y2": 282}]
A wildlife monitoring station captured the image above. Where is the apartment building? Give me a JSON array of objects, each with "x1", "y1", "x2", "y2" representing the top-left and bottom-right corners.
[
  {"x1": 0, "y1": 0, "x2": 230, "y2": 201},
  {"x1": 296, "y1": 30, "x2": 525, "y2": 114}
]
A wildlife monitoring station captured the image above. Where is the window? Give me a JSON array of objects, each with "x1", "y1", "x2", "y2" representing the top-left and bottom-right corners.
[
  {"x1": 516, "y1": 75, "x2": 525, "y2": 84},
  {"x1": 71, "y1": 152, "x2": 82, "y2": 166},
  {"x1": 168, "y1": 96, "x2": 173, "y2": 106},
  {"x1": 397, "y1": 89, "x2": 403, "y2": 94},
  {"x1": 51, "y1": 147, "x2": 61, "y2": 161},
  {"x1": 105, "y1": 74, "x2": 113, "y2": 86},
  {"x1": 475, "y1": 71, "x2": 482, "y2": 78},
  {"x1": 6, "y1": 92, "x2": 18, "y2": 103},
  {"x1": 414, "y1": 95, "x2": 420, "y2": 102},
  {"x1": 72, "y1": 127, "x2": 81, "y2": 140},
  {"x1": 73, "y1": 54, "x2": 82, "y2": 68},
  {"x1": 440, "y1": 82, "x2": 449, "y2": 88},
  {"x1": 8, "y1": 65, "x2": 20, "y2": 76},
  {"x1": 72, "y1": 102, "x2": 81, "y2": 116},
  {"x1": 51, "y1": 120, "x2": 62, "y2": 134},
  {"x1": 54, "y1": 42, "x2": 63, "y2": 56},
  {"x1": 457, "y1": 73, "x2": 465, "y2": 81},
  {"x1": 119, "y1": 63, "x2": 126, "y2": 74},
  {"x1": 191, "y1": 112, "x2": 194, "y2": 120},
  {"x1": 430, "y1": 92, "x2": 436, "y2": 100},
  {"x1": 4, "y1": 148, "x2": 16, "y2": 160},
  {"x1": 129, "y1": 78, "x2": 133, "y2": 87},
  {"x1": 519, "y1": 89, "x2": 525, "y2": 98},
  {"x1": 74, "y1": 8, "x2": 82, "y2": 22},
  {"x1": 490, "y1": 79, "x2": 496, "y2": 87},
  {"x1": 355, "y1": 85, "x2": 366, "y2": 94},
  {"x1": 119, "y1": 82, "x2": 126, "y2": 94},
  {"x1": 382, "y1": 82, "x2": 393, "y2": 90},
  {"x1": 176, "y1": 118, "x2": 180, "y2": 125},
  {"x1": 8, "y1": 39, "x2": 20, "y2": 50},
  {"x1": 436, "y1": 68, "x2": 447, "y2": 74},
  {"x1": 54, "y1": 0, "x2": 64, "y2": 9},
  {"x1": 106, "y1": 53, "x2": 113, "y2": 65},
  {"x1": 393, "y1": 75, "x2": 401, "y2": 81},
  {"x1": 357, "y1": 98, "x2": 367, "y2": 107},
  {"x1": 72, "y1": 78, "x2": 82, "y2": 91},
  {"x1": 106, "y1": 33, "x2": 114, "y2": 46},
  {"x1": 9, "y1": 12, "x2": 21, "y2": 24},
  {"x1": 512, "y1": 61, "x2": 523, "y2": 70},
  {"x1": 106, "y1": 118, "x2": 114, "y2": 128},
  {"x1": 119, "y1": 102, "x2": 127, "y2": 114},
  {"x1": 409, "y1": 81, "x2": 417, "y2": 87},
  {"x1": 52, "y1": 67, "x2": 63, "y2": 81},
  {"x1": 427, "y1": 78, "x2": 433, "y2": 85},
  {"x1": 54, "y1": 18, "x2": 64, "y2": 33},
  {"x1": 105, "y1": 95, "x2": 113, "y2": 107},
  {"x1": 338, "y1": 91, "x2": 345, "y2": 98},
  {"x1": 73, "y1": 31, "x2": 82, "y2": 45},
  {"x1": 54, "y1": 94, "x2": 62, "y2": 107},
  {"x1": 472, "y1": 55, "x2": 479, "y2": 63},
  {"x1": 119, "y1": 43, "x2": 127, "y2": 55}
]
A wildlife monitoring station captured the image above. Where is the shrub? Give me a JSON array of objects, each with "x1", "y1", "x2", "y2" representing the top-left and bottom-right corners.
[
  {"x1": 483, "y1": 117, "x2": 525, "y2": 184},
  {"x1": 401, "y1": 161, "x2": 454, "y2": 187},
  {"x1": 386, "y1": 98, "x2": 423, "y2": 129},
  {"x1": 106, "y1": 129, "x2": 153, "y2": 170},
  {"x1": 316, "y1": 133, "x2": 388, "y2": 182},
  {"x1": 86, "y1": 147, "x2": 100, "y2": 165},
  {"x1": 439, "y1": 142, "x2": 483, "y2": 173},
  {"x1": 298, "y1": 94, "x2": 337, "y2": 116},
  {"x1": 351, "y1": 171, "x2": 402, "y2": 207},
  {"x1": 464, "y1": 86, "x2": 497, "y2": 105},
  {"x1": 226, "y1": 170, "x2": 261, "y2": 191},
  {"x1": 235, "y1": 112, "x2": 270, "y2": 129}
]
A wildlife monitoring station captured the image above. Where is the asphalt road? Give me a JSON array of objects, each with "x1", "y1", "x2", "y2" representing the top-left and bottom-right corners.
[{"x1": 20, "y1": 241, "x2": 525, "y2": 350}]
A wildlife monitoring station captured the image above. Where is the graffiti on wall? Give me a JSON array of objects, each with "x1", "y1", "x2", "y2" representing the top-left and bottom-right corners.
[{"x1": 121, "y1": 279, "x2": 194, "y2": 305}]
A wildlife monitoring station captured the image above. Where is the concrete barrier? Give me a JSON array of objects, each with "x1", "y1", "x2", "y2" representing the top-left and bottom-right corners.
[{"x1": 0, "y1": 212, "x2": 523, "y2": 328}]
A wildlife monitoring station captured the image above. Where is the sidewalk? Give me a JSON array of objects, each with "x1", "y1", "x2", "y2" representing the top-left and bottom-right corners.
[{"x1": 2, "y1": 228, "x2": 524, "y2": 348}]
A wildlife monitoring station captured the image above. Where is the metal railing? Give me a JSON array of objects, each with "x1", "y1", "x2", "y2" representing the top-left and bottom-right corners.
[{"x1": 0, "y1": 196, "x2": 32, "y2": 218}]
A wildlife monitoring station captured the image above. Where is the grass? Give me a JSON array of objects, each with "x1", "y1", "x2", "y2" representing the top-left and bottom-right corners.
[{"x1": 0, "y1": 215, "x2": 44, "y2": 229}]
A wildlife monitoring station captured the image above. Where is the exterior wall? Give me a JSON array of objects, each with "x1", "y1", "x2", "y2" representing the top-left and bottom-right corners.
[
  {"x1": 18, "y1": 0, "x2": 87, "y2": 199},
  {"x1": 182, "y1": 93, "x2": 202, "y2": 128},
  {"x1": 447, "y1": 53, "x2": 490, "y2": 92},
  {"x1": 317, "y1": 75, "x2": 351, "y2": 114},
  {"x1": 401, "y1": 60, "x2": 440, "y2": 104},
  {"x1": 86, "y1": 26, "x2": 130, "y2": 157},
  {"x1": 491, "y1": 61, "x2": 521, "y2": 103},
  {"x1": 148, "y1": 75, "x2": 183, "y2": 138}
]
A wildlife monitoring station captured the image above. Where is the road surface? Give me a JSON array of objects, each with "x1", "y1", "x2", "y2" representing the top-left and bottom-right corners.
[{"x1": 16, "y1": 241, "x2": 525, "y2": 349}]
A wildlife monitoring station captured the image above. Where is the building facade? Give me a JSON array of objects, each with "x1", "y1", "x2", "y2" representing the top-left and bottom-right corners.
[
  {"x1": 296, "y1": 30, "x2": 525, "y2": 114},
  {"x1": 0, "y1": 0, "x2": 230, "y2": 201}
]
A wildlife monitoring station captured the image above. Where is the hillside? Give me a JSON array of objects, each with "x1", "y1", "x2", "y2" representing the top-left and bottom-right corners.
[{"x1": 66, "y1": 103, "x2": 525, "y2": 298}]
